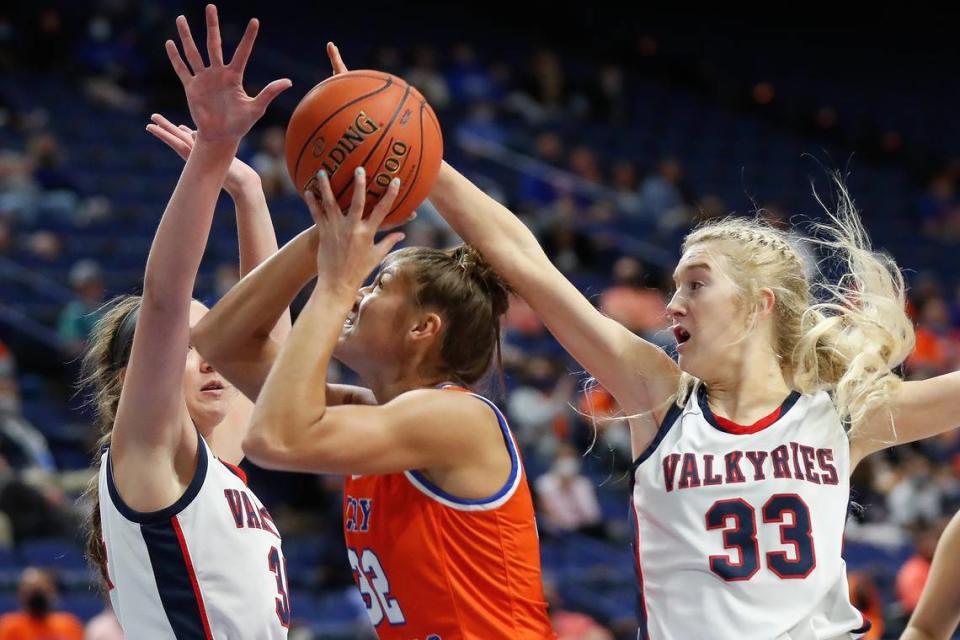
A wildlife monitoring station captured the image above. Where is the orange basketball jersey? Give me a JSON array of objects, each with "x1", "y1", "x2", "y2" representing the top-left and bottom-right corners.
[{"x1": 342, "y1": 387, "x2": 555, "y2": 639}]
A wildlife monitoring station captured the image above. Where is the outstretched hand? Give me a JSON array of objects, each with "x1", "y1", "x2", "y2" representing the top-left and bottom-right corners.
[{"x1": 165, "y1": 4, "x2": 291, "y2": 145}]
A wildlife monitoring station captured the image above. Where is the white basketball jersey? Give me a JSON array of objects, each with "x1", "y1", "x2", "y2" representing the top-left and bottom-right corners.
[
  {"x1": 631, "y1": 386, "x2": 870, "y2": 640},
  {"x1": 98, "y1": 436, "x2": 289, "y2": 639}
]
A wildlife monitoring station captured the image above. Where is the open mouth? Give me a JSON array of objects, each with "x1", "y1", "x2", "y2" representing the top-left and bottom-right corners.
[
  {"x1": 201, "y1": 380, "x2": 224, "y2": 392},
  {"x1": 344, "y1": 300, "x2": 360, "y2": 327},
  {"x1": 673, "y1": 326, "x2": 691, "y2": 345}
]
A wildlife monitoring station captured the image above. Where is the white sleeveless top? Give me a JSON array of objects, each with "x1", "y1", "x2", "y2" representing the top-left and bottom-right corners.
[
  {"x1": 630, "y1": 386, "x2": 870, "y2": 640},
  {"x1": 99, "y1": 436, "x2": 289, "y2": 639}
]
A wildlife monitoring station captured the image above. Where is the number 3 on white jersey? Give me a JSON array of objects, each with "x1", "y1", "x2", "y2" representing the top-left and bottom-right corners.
[{"x1": 348, "y1": 547, "x2": 406, "y2": 625}]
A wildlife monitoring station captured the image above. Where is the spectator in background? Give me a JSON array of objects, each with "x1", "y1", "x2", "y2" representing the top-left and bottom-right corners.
[
  {"x1": 212, "y1": 262, "x2": 240, "y2": 302},
  {"x1": 599, "y1": 256, "x2": 669, "y2": 345},
  {"x1": 57, "y1": 260, "x2": 107, "y2": 357},
  {"x1": 907, "y1": 296, "x2": 960, "y2": 377},
  {"x1": 405, "y1": 46, "x2": 450, "y2": 111},
  {"x1": 27, "y1": 133, "x2": 75, "y2": 194},
  {"x1": 538, "y1": 197, "x2": 610, "y2": 274},
  {"x1": 502, "y1": 294, "x2": 547, "y2": 342},
  {"x1": 0, "y1": 454, "x2": 74, "y2": 545},
  {"x1": 568, "y1": 146, "x2": 603, "y2": 184},
  {"x1": 896, "y1": 517, "x2": 949, "y2": 618},
  {"x1": 512, "y1": 49, "x2": 568, "y2": 124},
  {"x1": 0, "y1": 344, "x2": 55, "y2": 475},
  {"x1": 517, "y1": 131, "x2": 565, "y2": 210},
  {"x1": 610, "y1": 160, "x2": 642, "y2": 216},
  {"x1": 0, "y1": 151, "x2": 38, "y2": 222},
  {"x1": 586, "y1": 64, "x2": 627, "y2": 125},
  {"x1": 507, "y1": 356, "x2": 574, "y2": 462},
  {"x1": 888, "y1": 452, "x2": 947, "y2": 528},
  {"x1": 25, "y1": 133, "x2": 81, "y2": 224},
  {"x1": 918, "y1": 168, "x2": 959, "y2": 242},
  {"x1": 25, "y1": 230, "x2": 62, "y2": 264},
  {"x1": 251, "y1": 126, "x2": 295, "y2": 198},
  {"x1": 0, "y1": 567, "x2": 83, "y2": 640},
  {"x1": 75, "y1": 14, "x2": 146, "y2": 113},
  {"x1": 909, "y1": 272, "x2": 944, "y2": 314},
  {"x1": 444, "y1": 43, "x2": 497, "y2": 104},
  {"x1": 535, "y1": 443, "x2": 605, "y2": 538},
  {"x1": 455, "y1": 101, "x2": 507, "y2": 147},
  {"x1": 640, "y1": 157, "x2": 690, "y2": 218}
]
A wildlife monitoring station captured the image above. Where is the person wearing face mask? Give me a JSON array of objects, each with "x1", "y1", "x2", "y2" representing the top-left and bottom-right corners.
[
  {"x1": 0, "y1": 567, "x2": 83, "y2": 640},
  {"x1": 535, "y1": 443, "x2": 605, "y2": 539}
]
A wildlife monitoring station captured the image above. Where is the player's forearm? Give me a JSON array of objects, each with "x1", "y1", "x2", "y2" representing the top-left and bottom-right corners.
[
  {"x1": 245, "y1": 287, "x2": 352, "y2": 463},
  {"x1": 194, "y1": 227, "x2": 317, "y2": 371},
  {"x1": 900, "y1": 627, "x2": 938, "y2": 640},
  {"x1": 228, "y1": 173, "x2": 292, "y2": 340},
  {"x1": 429, "y1": 162, "x2": 544, "y2": 276},
  {"x1": 142, "y1": 139, "x2": 236, "y2": 312}
]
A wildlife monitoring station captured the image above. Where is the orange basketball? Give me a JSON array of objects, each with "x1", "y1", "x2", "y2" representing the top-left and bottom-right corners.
[{"x1": 285, "y1": 70, "x2": 443, "y2": 228}]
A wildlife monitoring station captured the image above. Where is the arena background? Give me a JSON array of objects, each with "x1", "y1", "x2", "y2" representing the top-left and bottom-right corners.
[{"x1": 0, "y1": 1, "x2": 957, "y2": 638}]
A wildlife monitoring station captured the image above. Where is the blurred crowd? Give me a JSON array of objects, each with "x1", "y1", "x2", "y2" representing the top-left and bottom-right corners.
[{"x1": 0, "y1": 2, "x2": 957, "y2": 639}]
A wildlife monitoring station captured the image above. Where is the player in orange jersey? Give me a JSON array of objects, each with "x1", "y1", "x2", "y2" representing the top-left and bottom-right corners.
[{"x1": 192, "y1": 172, "x2": 555, "y2": 638}]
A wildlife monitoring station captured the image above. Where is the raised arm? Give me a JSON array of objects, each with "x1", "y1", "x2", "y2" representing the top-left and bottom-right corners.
[
  {"x1": 146, "y1": 113, "x2": 291, "y2": 463},
  {"x1": 429, "y1": 164, "x2": 680, "y2": 449},
  {"x1": 192, "y1": 217, "x2": 378, "y2": 407},
  {"x1": 324, "y1": 43, "x2": 678, "y2": 456},
  {"x1": 111, "y1": 6, "x2": 290, "y2": 508},
  {"x1": 245, "y1": 171, "x2": 505, "y2": 477},
  {"x1": 900, "y1": 510, "x2": 960, "y2": 640},
  {"x1": 192, "y1": 226, "x2": 317, "y2": 400},
  {"x1": 851, "y1": 371, "x2": 960, "y2": 468}
]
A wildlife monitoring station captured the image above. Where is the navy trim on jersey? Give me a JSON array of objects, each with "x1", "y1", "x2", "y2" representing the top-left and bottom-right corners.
[
  {"x1": 697, "y1": 385, "x2": 801, "y2": 435},
  {"x1": 141, "y1": 518, "x2": 212, "y2": 639},
  {"x1": 631, "y1": 395, "x2": 686, "y2": 470},
  {"x1": 851, "y1": 618, "x2": 872, "y2": 635},
  {"x1": 105, "y1": 433, "x2": 209, "y2": 524},
  {"x1": 628, "y1": 479, "x2": 650, "y2": 640},
  {"x1": 407, "y1": 389, "x2": 519, "y2": 506}
]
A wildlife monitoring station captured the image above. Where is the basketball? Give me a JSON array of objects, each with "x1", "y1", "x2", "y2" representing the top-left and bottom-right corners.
[{"x1": 285, "y1": 70, "x2": 443, "y2": 227}]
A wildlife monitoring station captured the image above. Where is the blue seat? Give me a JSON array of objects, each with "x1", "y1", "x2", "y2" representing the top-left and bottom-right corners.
[
  {"x1": 21, "y1": 539, "x2": 87, "y2": 571},
  {"x1": 60, "y1": 592, "x2": 106, "y2": 622}
]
